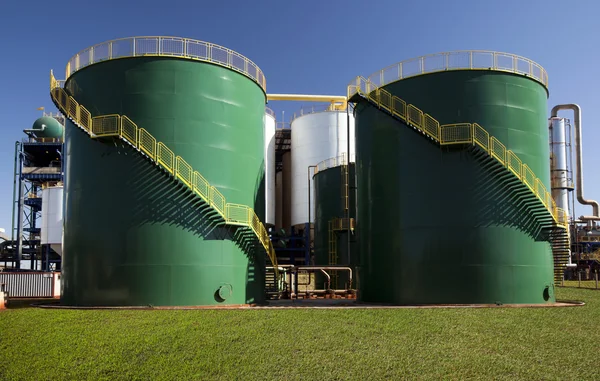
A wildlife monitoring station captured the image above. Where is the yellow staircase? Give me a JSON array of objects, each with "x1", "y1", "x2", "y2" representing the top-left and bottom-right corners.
[
  {"x1": 347, "y1": 76, "x2": 570, "y2": 284},
  {"x1": 49, "y1": 72, "x2": 279, "y2": 281}
]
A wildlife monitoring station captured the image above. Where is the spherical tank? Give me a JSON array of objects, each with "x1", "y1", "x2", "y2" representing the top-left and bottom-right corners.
[
  {"x1": 264, "y1": 110, "x2": 276, "y2": 226},
  {"x1": 355, "y1": 54, "x2": 554, "y2": 304},
  {"x1": 32, "y1": 116, "x2": 64, "y2": 139},
  {"x1": 61, "y1": 37, "x2": 267, "y2": 306},
  {"x1": 314, "y1": 163, "x2": 357, "y2": 289},
  {"x1": 290, "y1": 110, "x2": 355, "y2": 226}
]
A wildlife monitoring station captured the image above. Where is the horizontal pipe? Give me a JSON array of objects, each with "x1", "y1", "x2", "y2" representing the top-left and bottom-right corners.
[
  {"x1": 295, "y1": 266, "x2": 353, "y2": 288},
  {"x1": 23, "y1": 125, "x2": 46, "y2": 135},
  {"x1": 578, "y1": 216, "x2": 600, "y2": 221},
  {"x1": 267, "y1": 94, "x2": 347, "y2": 110}
]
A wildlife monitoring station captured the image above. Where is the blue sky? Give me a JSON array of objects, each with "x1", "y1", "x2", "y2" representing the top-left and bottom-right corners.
[{"x1": 0, "y1": 0, "x2": 598, "y2": 232}]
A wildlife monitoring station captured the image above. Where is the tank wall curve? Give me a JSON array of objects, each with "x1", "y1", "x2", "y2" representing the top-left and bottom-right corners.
[
  {"x1": 383, "y1": 70, "x2": 550, "y2": 186},
  {"x1": 290, "y1": 111, "x2": 355, "y2": 226},
  {"x1": 355, "y1": 70, "x2": 554, "y2": 305},
  {"x1": 62, "y1": 57, "x2": 266, "y2": 306}
]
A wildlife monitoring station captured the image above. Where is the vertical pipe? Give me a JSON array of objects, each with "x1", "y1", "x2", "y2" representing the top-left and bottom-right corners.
[
  {"x1": 346, "y1": 103, "x2": 351, "y2": 265},
  {"x1": 11, "y1": 142, "x2": 20, "y2": 242},
  {"x1": 294, "y1": 267, "x2": 299, "y2": 299},
  {"x1": 15, "y1": 144, "x2": 24, "y2": 270},
  {"x1": 551, "y1": 104, "x2": 600, "y2": 218}
]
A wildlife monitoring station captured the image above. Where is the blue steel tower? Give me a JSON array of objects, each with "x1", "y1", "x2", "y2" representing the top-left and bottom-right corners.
[{"x1": 3, "y1": 114, "x2": 64, "y2": 271}]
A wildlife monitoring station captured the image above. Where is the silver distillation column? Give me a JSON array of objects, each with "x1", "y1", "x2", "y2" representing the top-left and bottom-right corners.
[
  {"x1": 551, "y1": 104, "x2": 600, "y2": 267},
  {"x1": 549, "y1": 117, "x2": 575, "y2": 267},
  {"x1": 549, "y1": 117, "x2": 573, "y2": 215}
]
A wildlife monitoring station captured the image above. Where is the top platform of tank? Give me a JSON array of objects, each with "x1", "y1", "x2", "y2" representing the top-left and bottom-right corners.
[
  {"x1": 347, "y1": 50, "x2": 548, "y2": 102},
  {"x1": 63, "y1": 36, "x2": 267, "y2": 93}
]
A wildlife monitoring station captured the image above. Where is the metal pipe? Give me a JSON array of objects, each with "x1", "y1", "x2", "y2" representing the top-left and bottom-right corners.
[
  {"x1": 295, "y1": 266, "x2": 353, "y2": 288},
  {"x1": 318, "y1": 269, "x2": 331, "y2": 289},
  {"x1": 551, "y1": 104, "x2": 600, "y2": 220},
  {"x1": 14, "y1": 142, "x2": 24, "y2": 269},
  {"x1": 23, "y1": 124, "x2": 46, "y2": 135},
  {"x1": 346, "y1": 104, "x2": 351, "y2": 266},
  {"x1": 11, "y1": 142, "x2": 20, "y2": 242},
  {"x1": 15, "y1": 180, "x2": 24, "y2": 270},
  {"x1": 267, "y1": 94, "x2": 347, "y2": 110}
]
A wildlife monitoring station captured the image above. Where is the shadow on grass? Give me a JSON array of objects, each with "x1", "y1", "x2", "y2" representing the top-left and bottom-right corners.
[{"x1": 4, "y1": 298, "x2": 60, "y2": 309}]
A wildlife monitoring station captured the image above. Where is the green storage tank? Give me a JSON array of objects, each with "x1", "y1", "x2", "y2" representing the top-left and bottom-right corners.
[
  {"x1": 314, "y1": 163, "x2": 357, "y2": 290},
  {"x1": 61, "y1": 37, "x2": 267, "y2": 306},
  {"x1": 32, "y1": 116, "x2": 64, "y2": 139},
  {"x1": 355, "y1": 52, "x2": 555, "y2": 305}
]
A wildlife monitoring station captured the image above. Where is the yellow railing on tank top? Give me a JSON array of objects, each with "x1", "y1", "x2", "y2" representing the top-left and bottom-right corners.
[
  {"x1": 360, "y1": 50, "x2": 548, "y2": 90},
  {"x1": 50, "y1": 73, "x2": 279, "y2": 278},
  {"x1": 64, "y1": 36, "x2": 267, "y2": 92},
  {"x1": 347, "y1": 76, "x2": 568, "y2": 229}
]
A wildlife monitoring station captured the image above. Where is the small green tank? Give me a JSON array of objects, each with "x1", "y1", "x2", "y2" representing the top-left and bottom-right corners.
[{"x1": 31, "y1": 116, "x2": 63, "y2": 138}]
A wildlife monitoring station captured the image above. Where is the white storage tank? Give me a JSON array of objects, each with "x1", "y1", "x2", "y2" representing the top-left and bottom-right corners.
[
  {"x1": 290, "y1": 108, "x2": 355, "y2": 226},
  {"x1": 41, "y1": 185, "x2": 63, "y2": 256},
  {"x1": 265, "y1": 108, "x2": 276, "y2": 226}
]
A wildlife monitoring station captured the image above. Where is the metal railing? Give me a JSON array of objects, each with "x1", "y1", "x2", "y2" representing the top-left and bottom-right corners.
[
  {"x1": 348, "y1": 75, "x2": 568, "y2": 229},
  {"x1": 64, "y1": 36, "x2": 266, "y2": 92},
  {"x1": 49, "y1": 72, "x2": 278, "y2": 278},
  {"x1": 291, "y1": 103, "x2": 345, "y2": 123},
  {"x1": 315, "y1": 153, "x2": 356, "y2": 175},
  {"x1": 351, "y1": 50, "x2": 548, "y2": 92}
]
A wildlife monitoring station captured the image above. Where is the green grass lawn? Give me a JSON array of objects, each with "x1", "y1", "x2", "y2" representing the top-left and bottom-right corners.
[{"x1": 1, "y1": 288, "x2": 599, "y2": 380}]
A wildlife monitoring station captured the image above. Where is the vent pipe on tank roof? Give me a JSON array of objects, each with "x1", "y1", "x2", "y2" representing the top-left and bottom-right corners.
[{"x1": 551, "y1": 104, "x2": 600, "y2": 220}]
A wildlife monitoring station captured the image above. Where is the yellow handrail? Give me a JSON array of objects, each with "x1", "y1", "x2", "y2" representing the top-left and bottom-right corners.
[
  {"x1": 63, "y1": 36, "x2": 266, "y2": 93},
  {"x1": 349, "y1": 76, "x2": 568, "y2": 229},
  {"x1": 49, "y1": 72, "x2": 279, "y2": 279},
  {"x1": 314, "y1": 153, "x2": 356, "y2": 175},
  {"x1": 350, "y1": 50, "x2": 548, "y2": 92}
]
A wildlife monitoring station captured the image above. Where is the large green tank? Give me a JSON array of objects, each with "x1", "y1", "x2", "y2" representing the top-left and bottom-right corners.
[
  {"x1": 32, "y1": 116, "x2": 63, "y2": 139},
  {"x1": 314, "y1": 163, "x2": 357, "y2": 290},
  {"x1": 61, "y1": 44, "x2": 266, "y2": 306},
  {"x1": 356, "y1": 67, "x2": 554, "y2": 304}
]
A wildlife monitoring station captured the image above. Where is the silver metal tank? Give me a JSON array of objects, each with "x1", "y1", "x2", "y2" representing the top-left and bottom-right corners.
[
  {"x1": 41, "y1": 185, "x2": 63, "y2": 256},
  {"x1": 290, "y1": 108, "x2": 355, "y2": 226},
  {"x1": 549, "y1": 117, "x2": 571, "y2": 212},
  {"x1": 265, "y1": 109, "x2": 276, "y2": 225}
]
